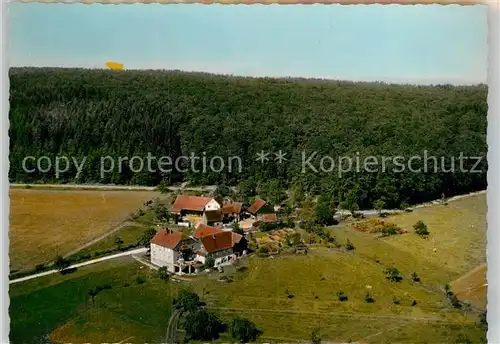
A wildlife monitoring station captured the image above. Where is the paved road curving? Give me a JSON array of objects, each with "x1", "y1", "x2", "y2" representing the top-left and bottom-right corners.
[{"x1": 9, "y1": 247, "x2": 148, "y2": 285}]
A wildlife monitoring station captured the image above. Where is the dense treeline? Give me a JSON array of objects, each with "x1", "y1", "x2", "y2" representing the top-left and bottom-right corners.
[{"x1": 9, "y1": 67, "x2": 487, "y2": 209}]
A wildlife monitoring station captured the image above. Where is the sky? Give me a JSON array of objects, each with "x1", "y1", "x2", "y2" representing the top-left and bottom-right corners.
[{"x1": 9, "y1": 3, "x2": 488, "y2": 85}]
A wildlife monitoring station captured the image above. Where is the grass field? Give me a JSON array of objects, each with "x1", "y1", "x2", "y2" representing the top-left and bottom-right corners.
[
  {"x1": 67, "y1": 224, "x2": 147, "y2": 259},
  {"x1": 192, "y1": 248, "x2": 486, "y2": 343},
  {"x1": 383, "y1": 193, "x2": 486, "y2": 279},
  {"x1": 9, "y1": 257, "x2": 174, "y2": 344},
  {"x1": 451, "y1": 264, "x2": 487, "y2": 309},
  {"x1": 9, "y1": 188, "x2": 159, "y2": 271},
  {"x1": 9, "y1": 193, "x2": 487, "y2": 343}
]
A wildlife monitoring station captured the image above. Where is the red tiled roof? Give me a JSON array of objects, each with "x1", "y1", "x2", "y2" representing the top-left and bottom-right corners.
[
  {"x1": 222, "y1": 202, "x2": 243, "y2": 214},
  {"x1": 200, "y1": 231, "x2": 233, "y2": 253},
  {"x1": 247, "y1": 198, "x2": 267, "y2": 214},
  {"x1": 171, "y1": 195, "x2": 213, "y2": 213},
  {"x1": 261, "y1": 213, "x2": 278, "y2": 223},
  {"x1": 204, "y1": 209, "x2": 223, "y2": 222},
  {"x1": 151, "y1": 231, "x2": 188, "y2": 249},
  {"x1": 193, "y1": 224, "x2": 224, "y2": 239}
]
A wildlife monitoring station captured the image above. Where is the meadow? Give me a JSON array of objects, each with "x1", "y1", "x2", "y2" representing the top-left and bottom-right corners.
[
  {"x1": 9, "y1": 188, "x2": 158, "y2": 271},
  {"x1": 383, "y1": 193, "x2": 486, "y2": 279},
  {"x1": 8, "y1": 193, "x2": 487, "y2": 343},
  {"x1": 9, "y1": 258, "x2": 174, "y2": 344}
]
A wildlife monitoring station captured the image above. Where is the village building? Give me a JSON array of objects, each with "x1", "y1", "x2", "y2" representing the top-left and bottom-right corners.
[
  {"x1": 247, "y1": 198, "x2": 277, "y2": 221},
  {"x1": 150, "y1": 224, "x2": 248, "y2": 275},
  {"x1": 201, "y1": 209, "x2": 224, "y2": 226},
  {"x1": 194, "y1": 224, "x2": 248, "y2": 260},
  {"x1": 170, "y1": 195, "x2": 221, "y2": 227},
  {"x1": 260, "y1": 213, "x2": 278, "y2": 223},
  {"x1": 150, "y1": 231, "x2": 201, "y2": 274},
  {"x1": 221, "y1": 201, "x2": 244, "y2": 222}
]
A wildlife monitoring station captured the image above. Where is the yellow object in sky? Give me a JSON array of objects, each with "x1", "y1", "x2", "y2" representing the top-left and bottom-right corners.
[{"x1": 105, "y1": 61, "x2": 124, "y2": 71}]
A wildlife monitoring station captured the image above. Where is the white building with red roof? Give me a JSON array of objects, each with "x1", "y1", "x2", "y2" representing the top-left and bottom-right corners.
[
  {"x1": 170, "y1": 195, "x2": 221, "y2": 228},
  {"x1": 170, "y1": 195, "x2": 220, "y2": 214},
  {"x1": 150, "y1": 224, "x2": 247, "y2": 275}
]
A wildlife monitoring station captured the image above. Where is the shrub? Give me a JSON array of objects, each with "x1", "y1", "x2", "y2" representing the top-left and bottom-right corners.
[
  {"x1": 139, "y1": 228, "x2": 157, "y2": 248},
  {"x1": 54, "y1": 255, "x2": 70, "y2": 272},
  {"x1": 203, "y1": 256, "x2": 214, "y2": 269},
  {"x1": 411, "y1": 272, "x2": 420, "y2": 282},
  {"x1": 365, "y1": 292, "x2": 375, "y2": 303},
  {"x1": 479, "y1": 311, "x2": 487, "y2": 329},
  {"x1": 455, "y1": 335, "x2": 472, "y2": 344},
  {"x1": 230, "y1": 317, "x2": 263, "y2": 343},
  {"x1": 345, "y1": 239, "x2": 355, "y2": 251},
  {"x1": 158, "y1": 266, "x2": 170, "y2": 281},
  {"x1": 400, "y1": 201, "x2": 410, "y2": 210},
  {"x1": 393, "y1": 297, "x2": 400, "y2": 305},
  {"x1": 135, "y1": 276, "x2": 146, "y2": 284},
  {"x1": 258, "y1": 245, "x2": 269, "y2": 255},
  {"x1": 311, "y1": 327, "x2": 321, "y2": 344},
  {"x1": 156, "y1": 180, "x2": 170, "y2": 193},
  {"x1": 35, "y1": 264, "x2": 45, "y2": 272},
  {"x1": 95, "y1": 283, "x2": 112, "y2": 292},
  {"x1": 183, "y1": 309, "x2": 225, "y2": 341},
  {"x1": 413, "y1": 220, "x2": 430, "y2": 237},
  {"x1": 384, "y1": 267, "x2": 403, "y2": 282},
  {"x1": 337, "y1": 292, "x2": 348, "y2": 302}
]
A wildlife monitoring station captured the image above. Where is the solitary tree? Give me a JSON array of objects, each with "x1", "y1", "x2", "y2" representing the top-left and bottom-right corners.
[
  {"x1": 154, "y1": 203, "x2": 169, "y2": 221},
  {"x1": 88, "y1": 288, "x2": 98, "y2": 305},
  {"x1": 115, "y1": 237, "x2": 124, "y2": 250},
  {"x1": 315, "y1": 195, "x2": 335, "y2": 226},
  {"x1": 345, "y1": 239, "x2": 355, "y2": 251},
  {"x1": 413, "y1": 220, "x2": 430, "y2": 237},
  {"x1": 183, "y1": 309, "x2": 225, "y2": 341},
  {"x1": 384, "y1": 267, "x2": 403, "y2": 282},
  {"x1": 140, "y1": 228, "x2": 157, "y2": 248},
  {"x1": 158, "y1": 266, "x2": 170, "y2": 281},
  {"x1": 54, "y1": 255, "x2": 70, "y2": 272},
  {"x1": 311, "y1": 327, "x2": 321, "y2": 344},
  {"x1": 230, "y1": 317, "x2": 263, "y2": 343},
  {"x1": 175, "y1": 289, "x2": 202, "y2": 312},
  {"x1": 373, "y1": 199, "x2": 386, "y2": 217}
]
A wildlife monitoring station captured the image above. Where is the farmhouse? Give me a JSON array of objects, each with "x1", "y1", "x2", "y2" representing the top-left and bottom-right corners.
[
  {"x1": 222, "y1": 201, "x2": 244, "y2": 222},
  {"x1": 150, "y1": 231, "x2": 200, "y2": 274},
  {"x1": 260, "y1": 213, "x2": 278, "y2": 223},
  {"x1": 247, "y1": 198, "x2": 277, "y2": 222},
  {"x1": 202, "y1": 209, "x2": 224, "y2": 226},
  {"x1": 151, "y1": 224, "x2": 248, "y2": 275},
  {"x1": 170, "y1": 195, "x2": 221, "y2": 227}
]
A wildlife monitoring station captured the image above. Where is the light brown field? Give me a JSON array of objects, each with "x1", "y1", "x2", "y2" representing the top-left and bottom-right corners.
[
  {"x1": 383, "y1": 193, "x2": 486, "y2": 279},
  {"x1": 451, "y1": 264, "x2": 487, "y2": 309},
  {"x1": 9, "y1": 188, "x2": 159, "y2": 271}
]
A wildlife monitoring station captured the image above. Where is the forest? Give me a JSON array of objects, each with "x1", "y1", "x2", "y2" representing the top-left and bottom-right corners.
[{"x1": 9, "y1": 67, "x2": 487, "y2": 209}]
